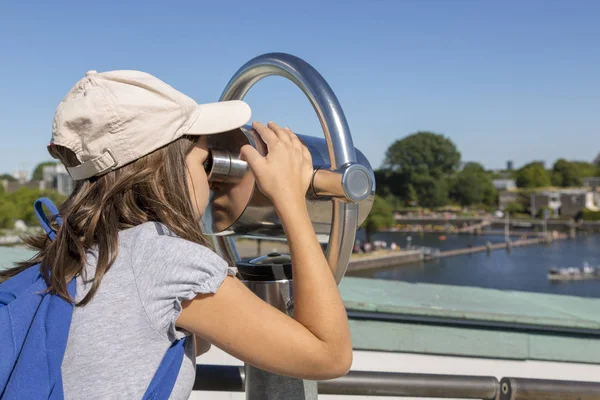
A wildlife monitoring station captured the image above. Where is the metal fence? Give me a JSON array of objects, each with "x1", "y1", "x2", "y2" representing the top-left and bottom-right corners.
[{"x1": 194, "y1": 365, "x2": 600, "y2": 399}]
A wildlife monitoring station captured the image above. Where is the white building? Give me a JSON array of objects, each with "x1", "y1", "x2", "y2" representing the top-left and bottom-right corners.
[
  {"x1": 12, "y1": 169, "x2": 29, "y2": 184},
  {"x1": 492, "y1": 179, "x2": 516, "y2": 191},
  {"x1": 42, "y1": 164, "x2": 74, "y2": 196}
]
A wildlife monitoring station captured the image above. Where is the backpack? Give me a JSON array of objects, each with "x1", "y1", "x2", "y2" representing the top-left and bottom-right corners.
[{"x1": 0, "y1": 197, "x2": 187, "y2": 399}]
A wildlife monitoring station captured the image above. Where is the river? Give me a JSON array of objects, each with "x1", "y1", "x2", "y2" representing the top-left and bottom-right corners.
[{"x1": 352, "y1": 230, "x2": 600, "y2": 299}]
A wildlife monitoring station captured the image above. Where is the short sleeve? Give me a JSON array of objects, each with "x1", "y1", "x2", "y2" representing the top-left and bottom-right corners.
[{"x1": 129, "y1": 222, "x2": 236, "y2": 341}]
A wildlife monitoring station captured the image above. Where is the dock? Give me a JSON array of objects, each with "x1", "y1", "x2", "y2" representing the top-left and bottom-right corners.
[{"x1": 438, "y1": 237, "x2": 548, "y2": 258}]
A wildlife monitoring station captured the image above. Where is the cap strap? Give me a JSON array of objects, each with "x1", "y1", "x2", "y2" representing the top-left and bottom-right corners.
[{"x1": 67, "y1": 150, "x2": 117, "y2": 180}]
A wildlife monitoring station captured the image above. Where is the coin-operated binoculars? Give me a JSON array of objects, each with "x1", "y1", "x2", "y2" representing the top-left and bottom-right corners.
[{"x1": 202, "y1": 53, "x2": 375, "y2": 400}]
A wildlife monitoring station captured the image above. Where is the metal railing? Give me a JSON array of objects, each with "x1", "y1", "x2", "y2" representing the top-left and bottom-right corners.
[{"x1": 194, "y1": 365, "x2": 600, "y2": 399}]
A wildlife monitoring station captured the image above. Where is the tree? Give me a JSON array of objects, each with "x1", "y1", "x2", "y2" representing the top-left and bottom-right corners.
[
  {"x1": 3, "y1": 187, "x2": 66, "y2": 226},
  {"x1": 451, "y1": 162, "x2": 496, "y2": 207},
  {"x1": 0, "y1": 174, "x2": 16, "y2": 182},
  {"x1": 505, "y1": 201, "x2": 526, "y2": 215},
  {"x1": 551, "y1": 159, "x2": 581, "y2": 187},
  {"x1": 0, "y1": 201, "x2": 18, "y2": 229},
  {"x1": 412, "y1": 174, "x2": 448, "y2": 208},
  {"x1": 406, "y1": 184, "x2": 418, "y2": 206},
  {"x1": 515, "y1": 162, "x2": 552, "y2": 188},
  {"x1": 383, "y1": 131, "x2": 461, "y2": 179},
  {"x1": 361, "y1": 195, "x2": 395, "y2": 242},
  {"x1": 31, "y1": 161, "x2": 58, "y2": 181},
  {"x1": 571, "y1": 161, "x2": 599, "y2": 179}
]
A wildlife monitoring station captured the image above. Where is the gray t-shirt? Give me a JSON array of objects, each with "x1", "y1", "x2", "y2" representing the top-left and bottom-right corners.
[{"x1": 62, "y1": 221, "x2": 234, "y2": 399}]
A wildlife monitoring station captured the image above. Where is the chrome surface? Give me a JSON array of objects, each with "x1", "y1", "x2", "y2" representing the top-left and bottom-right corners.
[
  {"x1": 203, "y1": 129, "x2": 375, "y2": 236},
  {"x1": 193, "y1": 366, "x2": 499, "y2": 399},
  {"x1": 214, "y1": 52, "x2": 373, "y2": 283},
  {"x1": 194, "y1": 367, "x2": 600, "y2": 399},
  {"x1": 239, "y1": 264, "x2": 317, "y2": 400},
  {"x1": 500, "y1": 377, "x2": 600, "y2": 400},
  {"x1": 205, "y1": 149, "x2": 248, "y2": 184}
]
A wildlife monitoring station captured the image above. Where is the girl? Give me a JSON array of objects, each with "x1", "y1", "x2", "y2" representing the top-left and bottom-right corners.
[{"x1": 0, "y1": 70, "x2": 352, "y2": 399}]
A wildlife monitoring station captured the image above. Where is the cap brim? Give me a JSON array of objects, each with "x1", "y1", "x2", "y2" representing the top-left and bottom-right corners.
[{"x1": 187, "y1": 100, "x2": 251, "y2": 135}]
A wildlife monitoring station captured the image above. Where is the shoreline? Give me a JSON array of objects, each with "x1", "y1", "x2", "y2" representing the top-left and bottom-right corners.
[
  {"x1": 0, "y1": 233, "x2": 570, "y2": 273},
  {"x1": 346, "y1": 234, "x2": 567, "y2": 272}
]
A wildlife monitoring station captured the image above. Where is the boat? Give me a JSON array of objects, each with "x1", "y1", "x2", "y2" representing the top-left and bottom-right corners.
[{"x1": 548, "y1": 261, "x2": 600, "y2": 281}]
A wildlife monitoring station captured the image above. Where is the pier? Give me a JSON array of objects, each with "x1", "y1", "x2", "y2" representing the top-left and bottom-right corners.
[{"x1": 438, "y1": 237, "x2": 549, "y2": 258}]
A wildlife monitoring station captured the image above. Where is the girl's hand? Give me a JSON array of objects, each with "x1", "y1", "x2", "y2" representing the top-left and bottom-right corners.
[{"x1": 240, "y1": 122, "x2": 313, "y2": 209}]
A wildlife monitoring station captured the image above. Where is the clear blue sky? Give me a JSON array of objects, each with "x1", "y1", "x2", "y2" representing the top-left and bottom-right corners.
[{"x1": 1, "y1": 0, "x2": 599, "y2": 177}]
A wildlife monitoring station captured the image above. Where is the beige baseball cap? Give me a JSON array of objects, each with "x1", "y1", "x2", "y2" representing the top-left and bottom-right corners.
[{"x1": 50, "y1": 69, "x2": 251, "y2": 180}]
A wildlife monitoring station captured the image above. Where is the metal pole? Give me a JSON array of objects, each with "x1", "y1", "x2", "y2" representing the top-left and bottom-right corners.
[
  {"x1": 500, "y1": 377, "x2": 600, "y2": 400},
  {"x1": 319, "y1": 371, "x2": 498, "y2": 399},
  {"x1": 505, "y1": 212, "x2": 509, "y2": 243},
  {"x1": 240, "y1": 266, "x2": 317, "y2": 400},
  {"x1": 193, "y1": 366, "x2": 500, "y2": 399}
]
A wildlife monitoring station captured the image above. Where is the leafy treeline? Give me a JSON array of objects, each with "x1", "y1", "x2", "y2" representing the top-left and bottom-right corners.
[
  {"x1": 2, "y1": 146, "x2": 599, "y2": 233},
  {"x1": 0, "y1": 185, "x2": 66, "y2": 229},
  {"x1": 362, "y1": 131, "x2": 600, "y2": 234}
]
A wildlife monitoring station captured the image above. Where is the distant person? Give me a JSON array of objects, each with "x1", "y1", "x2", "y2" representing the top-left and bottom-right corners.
[{"x1": 0, "y1": 71, "x2": 351, "y2": 399}]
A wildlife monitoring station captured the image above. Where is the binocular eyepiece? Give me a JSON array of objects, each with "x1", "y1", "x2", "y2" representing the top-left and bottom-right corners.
[
  {"x1": 203, "y1": 140, "x2": 373, "y2": 203},
  {"x1": 204, "y1": 148, "x2": 248, "y2": 185}
]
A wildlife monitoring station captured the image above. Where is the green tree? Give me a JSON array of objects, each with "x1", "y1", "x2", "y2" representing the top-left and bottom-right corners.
[
  {"x1": 361, "y1": 195, "x2": 395, "y2": 242},
  {"x1": 383, "y1": 131, "x2": 461, "y2": 179},
  {"x1": 451, "y1": 162, "x2": 496, "y2": 207},
  {"x1": 505, "y1": 201, "x2": 526, "y2": 215},
  {"x1": 406, "y1": 184, "x2": 418, "y2": 206},
  {"x1": 412, "y1": 174, "x2": 448, "y2": 208},
  {"x1": 572, "y1": 161, "x2": 599, "y2": 179},
  {"x1": 4, "y1": 187, "x2": 66, "y2": 226},
  {"x1": 0, "y1": 174, "x2": 16, "y2": 182},
  {"x1": 551, "y1": 159, "x2": 581, "y2": 187},
  {"x1": 515, "y1": 162, "x2": 552, "y2": 188},
  {"x1": 31, "y1": 161, "x2": 58, "y2": 181},
  {"x1": 0, "y1": 201, "x2": 18, "y2": 229}
]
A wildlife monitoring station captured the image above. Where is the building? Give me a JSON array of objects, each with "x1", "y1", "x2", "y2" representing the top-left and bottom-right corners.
[
  {"x1": 530, "y1": 189, "x2": 598, "y2": 218},
  {"x1": 530, "y1": 191, "x2": 561, "y2": 217},
  {"x1": 559, "y1": 190, "x2": 598, "y2": 216},
  {"x1": 506, "y1": 160, "x2": 513, "y2": 171},
  {"x1": 492, "y1": 179, "x2": 516, "y2": 191},
  {"x1": 583, "y1": 176, "x2": 600, "y2": 189},
  {"x1": 12, "y1": 170, "x2": 29, "y2": 184},
  {"x1": 42, "y1": 164, "x2": 74, "y2": 196},
  {"x1": 1, "y1": 179, "x2": 45, "y2": 193}
]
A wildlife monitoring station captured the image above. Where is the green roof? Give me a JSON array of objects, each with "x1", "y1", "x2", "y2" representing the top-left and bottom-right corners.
[
  {"x1": 340, "y1": 277, "x2": 600, "y2": 364},
  {"x1": 3, "y1": 246, "x2": 599, "y2": 363},
  {"x1": 339, "y1": 277, "x2": 600, "y2": 331}
]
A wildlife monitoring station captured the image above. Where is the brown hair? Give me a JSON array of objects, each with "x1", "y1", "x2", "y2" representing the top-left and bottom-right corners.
[{"x1": 0, "y1": 136, "x2": 211, "y2": 306}]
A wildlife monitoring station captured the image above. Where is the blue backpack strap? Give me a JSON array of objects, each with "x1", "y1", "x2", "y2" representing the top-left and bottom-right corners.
[
  {"x1": 142, "y1": 337, "x2": 188, "y2": 399},
  {"x1": 0, "y1": 199, "x2": 74, "y2": 399},
  {"x1": 26, "y1": 196, "x2": 184, "y2": 399},
  {"x1": 34, "y1": 197, "x2": 62, "y2": 240}
]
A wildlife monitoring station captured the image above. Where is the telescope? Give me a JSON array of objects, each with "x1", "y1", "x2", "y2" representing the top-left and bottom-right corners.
[{"x1": 201, "y1": 53, "x2": 375, "y2": 400}]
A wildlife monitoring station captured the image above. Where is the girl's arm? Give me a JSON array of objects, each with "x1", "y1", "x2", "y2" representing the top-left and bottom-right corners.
[{"x1": 176, "y1": 122, "x2": 352, "y2": 380}]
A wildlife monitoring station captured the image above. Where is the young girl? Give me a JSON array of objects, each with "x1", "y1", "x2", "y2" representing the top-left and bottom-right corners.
[{"x1": 0, "y1": 70, "x2": 352, "y2": 399}]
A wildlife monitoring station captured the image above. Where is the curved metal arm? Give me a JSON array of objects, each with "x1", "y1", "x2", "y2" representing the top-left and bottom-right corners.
[{"x1": 218, "y1": 52, "x2": 359, "y2": 284}]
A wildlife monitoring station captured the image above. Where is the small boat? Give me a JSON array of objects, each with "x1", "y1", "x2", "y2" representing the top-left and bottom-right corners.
[{"x1": 548, "y1": 261, "x2": 600, "y2": 281}]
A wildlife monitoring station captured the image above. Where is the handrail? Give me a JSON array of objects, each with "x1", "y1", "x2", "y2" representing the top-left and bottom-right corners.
[
  {"x1": 318, "y1": 371, "x2": 498, "y2": 399},
  {"x1": 194, "y1": 365, "x2": 600, "y2": 399},
  {"x1": 195, "y1": 365, "x2": 498, "y2": 398},
  {"x1": 500, "y1": 377, "x2": 600, "y2": 400}
]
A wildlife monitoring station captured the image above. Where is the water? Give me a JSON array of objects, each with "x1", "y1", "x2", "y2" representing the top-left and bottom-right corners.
[
  {"x1": 353, "y1": 230, "x2": 600, "y2": 298},
  {"x1": 4, "y1": 232, "x2": 599, "y2": 298}
]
